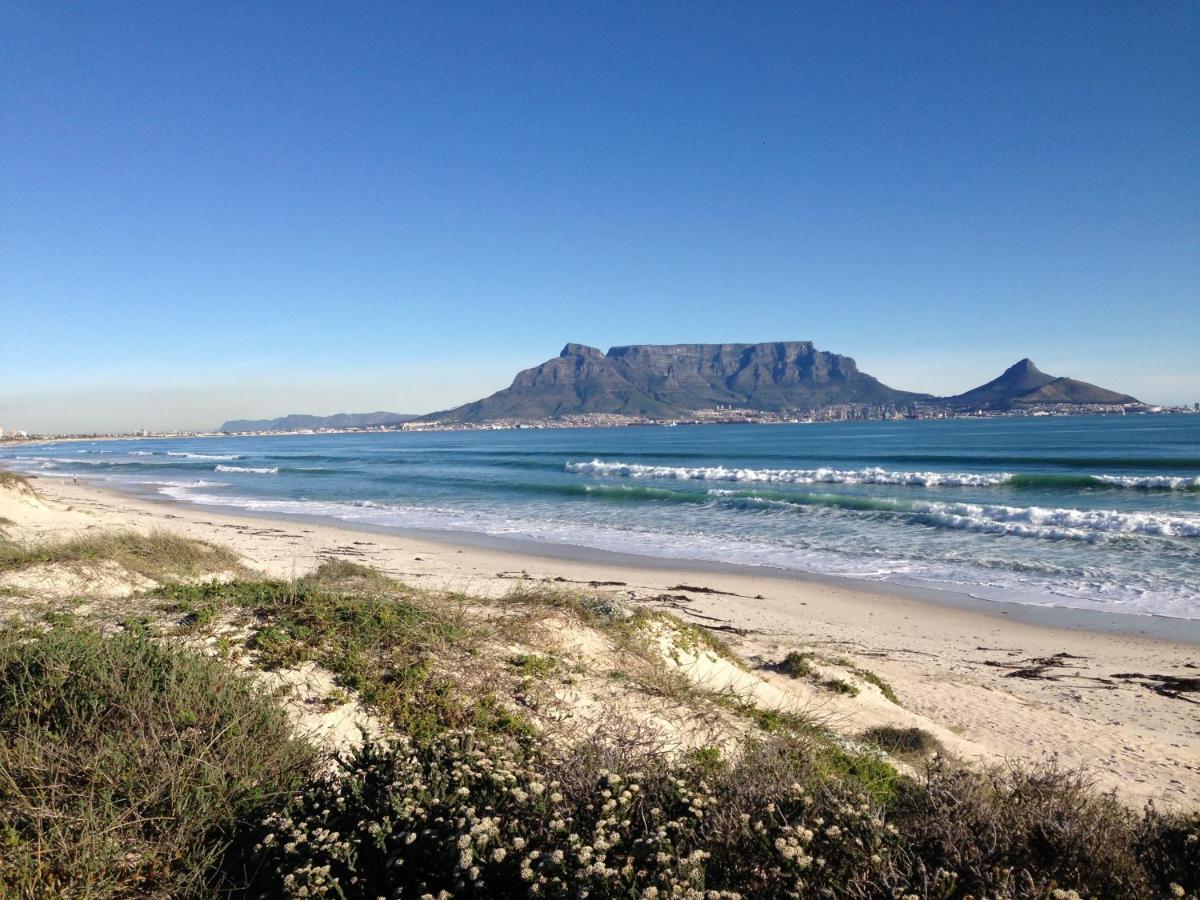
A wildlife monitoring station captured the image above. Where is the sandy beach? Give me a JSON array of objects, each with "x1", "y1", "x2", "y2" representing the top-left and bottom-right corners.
[{"x1": 3, "y1": 470, "x2": 1198, "y2": 809}]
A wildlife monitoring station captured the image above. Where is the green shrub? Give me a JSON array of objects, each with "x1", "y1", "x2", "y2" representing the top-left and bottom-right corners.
[
  {"x1": 161, "y1": 570, "x2": 481, "y2": 742},
  {"x1": 779, "y1": 650, "x2": 815, "y2": 678},
  {"x1": 854, "y1": 668, "x2": 900, "y2": 706},
  {"x1": 249, "y1": 731, "x2": 1200, "y2": 899},
  {"x1": 509, "y1": 652, "x2": 558, "y2": 677},
  {"x1": 1135, "y1": 807, "x2": 1200, "y2": 896},
  {"x1": 0, "y1": 623, "x2": 315, "y2": 897},
  {"x1": 861, "y1": 726, "x2": 937, "y2": 757},
  {"x1": 888, "y1": 760, "x2": 1175, "y2": 899},
  {"x1": 820, "y1": 676, "x2": 860, "y2": 696},
  {"x1": 249, "y1": 731, "x2": 898, "y2": 899}
]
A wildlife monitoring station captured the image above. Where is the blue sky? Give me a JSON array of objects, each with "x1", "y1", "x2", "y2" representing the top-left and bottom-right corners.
[{"x1": 2, "y1": 1, "x2": 1197, "y2": 432}]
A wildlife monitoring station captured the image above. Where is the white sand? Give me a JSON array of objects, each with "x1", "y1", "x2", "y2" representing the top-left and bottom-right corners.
[{"x1": 3, "y1": 472, "x2": 1198, "y2": 808}]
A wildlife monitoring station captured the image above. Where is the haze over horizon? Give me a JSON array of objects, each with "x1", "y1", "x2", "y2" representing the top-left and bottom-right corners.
[{"x1": 2, "y1": 2, "x2": 1197, "y2": 433}]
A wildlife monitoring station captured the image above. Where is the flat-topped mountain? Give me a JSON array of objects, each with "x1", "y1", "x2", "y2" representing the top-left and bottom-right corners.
[
  {"x1": 943, "y1": 359, "x2": 1139, "y2": 410},
  {"x1": 222, "y1": 351, "x2": 1142, "y2": 429},
  {"x1": 219, "y1": 412, "x2": 417, "y2": 433},
  {"x1": 424, "y1": 342, "x2": 927, "y2": 422},
  {"x1": 423, "y1": 345, "x2": 1143, "y2": 423}
]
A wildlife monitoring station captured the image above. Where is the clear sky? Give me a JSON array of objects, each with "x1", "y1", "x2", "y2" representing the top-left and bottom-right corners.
[{"x1": 2, "y1": 1, "x2": 1197, "y2": 433}]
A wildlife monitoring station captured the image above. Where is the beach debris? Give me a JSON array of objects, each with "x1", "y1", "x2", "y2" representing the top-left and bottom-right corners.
[
  {"x1": 323, "y1": 545, "x2": 368, "y2": 557},
  {"x1": 1111, "y1": 672, "x2": 1200, "y2": 703},
  {"x1": 982, "y1": 652, "x2": 1104, "y2": 684},
  {"x1": 702, "y1": 623, "x2": 751, "y2": 637},
  {"x1": 651, "y1": 595, "x2": 729, "y2": 622},
  {"x1": 550, "y1": 576, "x2": 629, "y2": 587}
]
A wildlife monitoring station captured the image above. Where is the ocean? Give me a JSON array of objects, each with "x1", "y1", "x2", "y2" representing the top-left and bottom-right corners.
[{"x1": 3, "y1": 415, "x2": 1198, "y2": 620}]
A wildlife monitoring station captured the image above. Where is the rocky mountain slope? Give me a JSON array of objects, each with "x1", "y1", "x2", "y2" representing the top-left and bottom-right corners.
[
  {"x1": 424, "y1": 342, "x2": 926, "y2": 421},
  {"x1": 424, "y1": 345, "x2": 1142, "y2": 422},
  {"x1": 942, "y1": 359, "x2": 1139, "y2": 410}
]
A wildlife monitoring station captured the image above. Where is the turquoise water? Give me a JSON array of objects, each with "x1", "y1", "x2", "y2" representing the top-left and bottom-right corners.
[{"x1": 4, "y1": 416, "x2": 1199, "y2": 619}]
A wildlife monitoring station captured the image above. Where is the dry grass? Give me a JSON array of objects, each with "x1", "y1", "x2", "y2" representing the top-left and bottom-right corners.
[
  {"x1": 0, "y1": 530, "x2": 243, "y2": 583},
  {"x1": 0, "y1": 471, "x2": 35, "y2": 494}
]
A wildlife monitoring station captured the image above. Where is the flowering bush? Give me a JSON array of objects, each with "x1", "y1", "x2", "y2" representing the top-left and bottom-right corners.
[
  {"x1": 250, "y1": 731, "x2": 1200, "y2": 900},
  {"x1": 251, "y1": 730, "x2": 899, "y2": 898}
]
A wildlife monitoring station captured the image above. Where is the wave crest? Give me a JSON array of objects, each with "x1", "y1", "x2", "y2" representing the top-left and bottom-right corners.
[
  {"x1": 568, "y1": 459, "x2": 1200, "y2": 491},
  {"x1": 707, "y1": 489, "x2": 1200, "y2": 542}
]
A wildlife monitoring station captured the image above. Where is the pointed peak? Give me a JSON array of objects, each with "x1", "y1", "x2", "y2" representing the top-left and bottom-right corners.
[{"x1": 1005, "y1": 358, "x2": 1041, "y2": 375}]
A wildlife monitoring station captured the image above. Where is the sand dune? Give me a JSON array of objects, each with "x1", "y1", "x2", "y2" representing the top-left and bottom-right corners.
[{"x1": 2, "y1": 471, "x2": 1197, "y2": 808}]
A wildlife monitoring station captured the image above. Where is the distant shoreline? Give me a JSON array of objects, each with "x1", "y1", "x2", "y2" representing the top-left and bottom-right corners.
[{"x1": 4, "y1": 405, "x2": 1197, "y2": 443}]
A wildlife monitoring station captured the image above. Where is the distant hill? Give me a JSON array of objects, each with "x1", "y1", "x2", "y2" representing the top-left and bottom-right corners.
[
  {"x1": 423, "y1": 342, "x2": 927, "y2": 422},
  {"x1": 943, "y1": 359, "x2": 1139, "y2": 410},
  {"x1": 220, "y1": 353, "x2": 1141, "y2": 431},
  {"x1": 218, "y1": 412, "x2": 417, "y2": 432}
]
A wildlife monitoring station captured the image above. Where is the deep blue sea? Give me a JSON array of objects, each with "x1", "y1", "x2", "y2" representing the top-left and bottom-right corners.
[{"x1": 4, "y1": 416, "x2": 1199, "y2": 619}]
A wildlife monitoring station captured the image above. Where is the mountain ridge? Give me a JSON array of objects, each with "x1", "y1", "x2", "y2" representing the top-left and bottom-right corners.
[
  {"x1": 220, "y1": 346, "x2": 1143, "y2": 429},
  {"x1": 423, "y1": 343, "x2": 1141, "y2": 422},
  {"x1": 423, "y1": 341, "x2": 929, "y2": 422},
  {"x1": 219, "y1": 412, "x2": 417, "y2": 433}
]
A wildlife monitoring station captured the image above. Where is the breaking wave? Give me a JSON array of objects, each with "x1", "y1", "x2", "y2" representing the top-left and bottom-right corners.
[
  {"x1": 214, "y1": 464, "x2": 279, "y2": 474},
  {"x1": 567, "y1": 460, "x2": 1200, "y2": 491},
  {"x1": 707, "y1": 490, "x2": 1200, "y2": 542}
]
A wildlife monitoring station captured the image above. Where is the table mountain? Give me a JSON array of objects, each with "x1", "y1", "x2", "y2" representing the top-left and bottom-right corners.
[{"x1": 424, "y1": 342, "x2": 926, "y2": 422}]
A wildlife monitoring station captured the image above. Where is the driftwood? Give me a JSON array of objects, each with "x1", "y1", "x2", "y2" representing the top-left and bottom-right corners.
[
  {"x1": 1112, "y1": 672, "x2": 1200, "y2": 703},
  {"x1": 551, "y1": 576, "x2": 629, "y2": 587},
  {"x1": 668, "y1": 584, "x2": 736, "y2": 596},
  {"x1": 982, "y1": 652, "x2": 1102, "y2": 684}
]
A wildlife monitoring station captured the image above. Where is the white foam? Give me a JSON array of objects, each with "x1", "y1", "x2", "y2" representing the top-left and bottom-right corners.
[
  {"x1": 915, "y1": 500, "x2": 1200, "y2": 540},
  {"x1": 151, "y1": 479, "x2": 229, "y2": 489},
  {"x1": 710, "y1": 490, "x2": 1200, "y2": 542},
  {"x1": 168, "y1": 452, "x2": 242, "y2": 461},
  {"x1": 568, "y1": 459, "x2": 1200, "y2": 490},
  {"x1": 49, "y1": 456, "x2": 128, "y2": 466},
  {"x1": 567, "y1": 459, "x2": 1010, "y2": 486},
  {"x1": 150, "y1": 484, "x2": 1200, "y2": 619},
  {"x1": 1096, "y1": 474, "x2": 1200, "y2": 490},
  {"x1": 214, "y1": 464, "x2": 279, "y2": 474}
]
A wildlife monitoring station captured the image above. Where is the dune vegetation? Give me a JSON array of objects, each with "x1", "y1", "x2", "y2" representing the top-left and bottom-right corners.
[
  {"x1": 0, "y1": 529, "x2": 243, "y2": 583},
  {"x1": 0, "y1": 531, "x2": 1196, "y2": 898}
]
